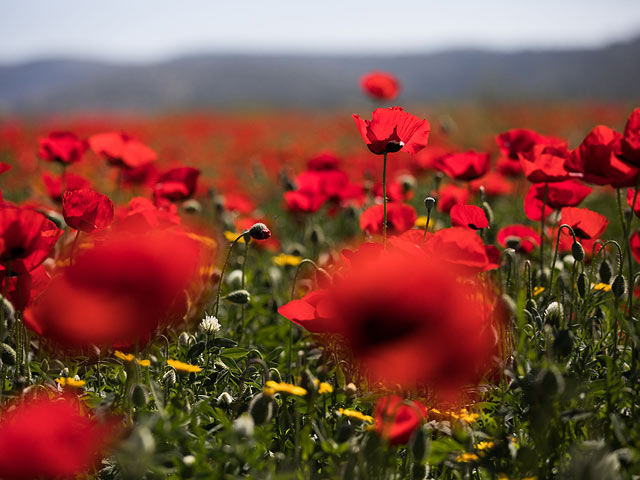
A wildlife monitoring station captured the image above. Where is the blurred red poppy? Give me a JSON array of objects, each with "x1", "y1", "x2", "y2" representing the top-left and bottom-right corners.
[
  {"x1": 520, "y1": 144, "x2": 571, "y2": 183},
  {"x1": 0, "y1": 205, "x2": 63, "y2": 274},
  {"x1": 0, "y1": 265, "x2": 50, "y2": 311},
  {"x1": 153, "y1": 166, "x2": 200, "y2": 202},
  {"x1": 359, "y1": 203, "x2": 417, "y2": 236},
  {"x1": 375, "y1": 396, "x2": 427, "y2": 445},
  {"x1": 116, "y1": 197, "x2": 181, "y2": 232},
  {"x1": 565, "y1": 125, "x2": 639, "y2": 187},
  {"x1": 353, "y1": 107, "x2": 430, "y2": 155},
  {"x1": 436, "y1": 184, "x2": 469, "y2": 214},
  {"x1": 42, "y1": 172, "x2": 90, "y2": 203},
  {"x1": 470, "y1": 172, "x2": 514, "y2": 197},
  {"x1": 0, "y1": 395, "x2": 118, "y2": 480},
  {"x1": 223, "y1": 192, "x2": 255, "y2": 214},
  {"x1": 24, "y1": 230, "x2": 201, "y2": 349},
  {"x1": 89, "y1": 132, "x2": 157, "y2": 169},
  {"x1": 436, "y1": 150, "x2": 490, "y2": 181},
  {"x1": 621, "y1": 108, "x2": 640, "y2": 166},
  {"x1": 360, "y1": 71, "x2": 401, "y2": 100},
  {"x1": 631, "y1": 230, "x2": 640, "y2": 263},
  {"x1": 38, "y1": 131, "x2": 87, "y2": 165},
  {"x1": 497, "y1": 224, "x2": 539, "y2": 254},
  {"x1": 62, "y1": 189, "x2": 114, "y2": 233},
  {"x1": 423, "y1": 227, "x2": 498, "y2": 273},
  {"x1": 560, "y1": 207, "x2": 609, "y2": 240},
  {"x1": 450, "y1": 204, "x2": 489, "y2": 230},
  {"x1": 523, "y1": 180, "x2": 592, "y2": 221}
]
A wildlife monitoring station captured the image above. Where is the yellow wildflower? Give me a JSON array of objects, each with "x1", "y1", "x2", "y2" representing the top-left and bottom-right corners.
[
  {"x1": 456, "y1": 408, "x2": 479, "y2": 423},
  {"x1": 184, "y1": 232, "x2": 217, "y2": 250},
  {"x1": 224, "y1": 231, "x2": 246, "y2": 243},
  {"x1": 136, "y1": 359, "x2": 151, "y2": 367},
  {"x1": 475, "y1": 441, "x2": 494, "y2": 451},
  {"x1": 593, "y1": 282, "x2": 612, "y2": 292},
  {"x1": 456, "y1": 453, "x2": 479, "y2": 463},
  {"x1": 313, "y1": 379, "x2": 334, "y2": 394},
  {"x1": 114, "y1": 350, "x2": 151, "y2": 367},
  {"x1": 264, "y1": 380, "x2": 307, "y2": 397},
  {"x1": 414, "y1": 216, "x2": 434, "y2": 229},
  {"x1": 272, "y1": 253, "x2": 303, "y2": 267},
  {"x1": 55, "y1": 377, "x2": 86, "y2": 388},
  {"x1": 167, "y1": 359, "x2": 202, "y2": 373},
  {"x1": 533, "y1": 286, "x2": 545, "y2": 297},
  {"x1": 338, "y1": 408, "x2": 374, "y2": 424}
]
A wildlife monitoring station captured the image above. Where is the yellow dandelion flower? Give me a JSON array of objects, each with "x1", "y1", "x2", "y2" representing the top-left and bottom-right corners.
[
  {"x1": 456, "y1": 453, "x2": 479, "y2": 463},
  {"x1": 136, "y1": 359, "x2": 151, "y2": 367},
  {"x1": 167, "y1": 359, "x2": 202, "y2": 373},
  {"x1": 263, "y1": 380, "x2": 307, "y2": 397},
  {"x1": 533, "y1": 286, "x2": 545, "y2": 297},
  {"x1": 457, "y1": 408, "x2": 479, "y2": 423},
  {"x1": 224, "y1": 231, "x2": 246, "y2": 243},
  {"x1": 114, "y1": 350, "x2": 135, "y2": 362},
  {"x1": 593, "y1": 282, "x2": 612, "y2": 292},
  {"x1": 55, "y1": 377, "x2": 86, "y2": 388},
  {"x1": 272, "y1": 253, "x2": 303, "y2": 267},
  {"x1": 475, "y1": 441, "x2": 494, "y2": 451},
  {"x1": 313, "y1": 379, "x2": 333, "y2": 394},
  {"x1": 338, "y1": 408, "x2": 374, "y2": 424},
  {"x1": 414, "y1": 216, "x2": 434, "y2": 229}
]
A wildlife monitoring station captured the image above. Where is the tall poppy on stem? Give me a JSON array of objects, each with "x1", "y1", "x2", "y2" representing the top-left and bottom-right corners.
[{"x1": 353, "y1": 107, "x2": 430, "y2": 246}]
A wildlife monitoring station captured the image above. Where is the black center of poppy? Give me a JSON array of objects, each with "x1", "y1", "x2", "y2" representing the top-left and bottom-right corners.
[{"x1": 9, "y1": 246, "x2": 26, "y2": 258}]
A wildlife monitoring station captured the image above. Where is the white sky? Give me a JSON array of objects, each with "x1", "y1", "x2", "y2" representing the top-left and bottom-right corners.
[{"x1": 1, "y1": 0, "x2": 640, "y2": 63}]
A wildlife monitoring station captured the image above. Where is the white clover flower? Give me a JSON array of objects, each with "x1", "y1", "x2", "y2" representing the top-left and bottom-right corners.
[{"x1": 199, "y1": 315, "x2": 221, "y2": 334}]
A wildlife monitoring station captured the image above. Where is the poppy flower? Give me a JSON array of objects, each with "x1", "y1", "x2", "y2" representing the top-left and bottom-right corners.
[
  {"x1": 41, "y1": 172, "x2": 90, "y2": 203},
  {"x1": 0, "y1": 395, "x2": 118, "y2": 480},
  {"x1": 410, "y1": 145, "x2": 450, "y2": 174},
  {"x1": 436, "y1": 150, "x2": 490, "y2": 181},
  {"x1": 62, "y1": 189, "x2": 114, "y2": 233},
  {"x1": 520, "y1": 144, "x2": 571, "y2": 183},
  {"x1": 116, "y1": 197, "x2": 181, "y2": 232},
  {"x1": 327, "y1": 251, "x2": 498, "y2": 395},
  {"x1": 497, "y1": 128, "x2": 564, "y2": 161},
  {"x1": 523, "y1": 180, "x2": 592, "y2": 221},
  {"x1": 307, "y1": 151, "x2": 341, "y2": 171},
  {"x1": 89, "y1": 132, "x2": 157, "y2": 169},
  {"x1": 38, "y1": 131, "x2": 87, "y2": 165},
  {"x1": 153, "y1": 166, "x2": 200, "y2": 203},
  {"x1": 372, "y1": 180, "x2": 409, "y2": 202},
  {"x1": 0, "y1": 205, "x2": 63, "y2": 274},
  {"x1": 423, "y1": 227, "x2": 498, "y2": 273},
  {"x1": 565, "y1": 125, "x2": 639, "y2": 187},
  {"x1": 621, "y1": 108, "x2": 640, "y2": 166},
  {"x1": 375, "y1": 396, "x2": 427, "y2": 445},
  {"x1": 631, "y1": 230, "x2": 640, "y2": 264},
  {"x1": 278, "y1": 290, "x2": 336, "y2": 334},
  {"x1": 353, "y1": 107, "x2": 430, "y2": 155},
  {"x1": 0, "y1": 163, "x2": 10, "y2": 175},
  {"x1": 223, "y1": 192, "x2": 255, "y2": 215},
  {"x1": 497, "y1": 224, "x2": 539, "y2": 254},
  {"x1": 470, "y1": 172, "x2": 514, "y2": 197},
  {"x1": 450, "y1": 204, "x2": 489, "y2": 230},
  {"x1": 359, "y1": 203, "x2": 417, "y2": 236},
  {"x1": 627, "y1": 188, "x2": 640, "y2": 217},
  {"x1": 0, "y1": 265, "x2": 50, "y2": 311},
  {"x1": 284, "y1": 190, "x2": 326, "y2": 214},
  {"x1": 560, "y1": 207, "x2": 609, "y2": 240},
  {"x1": 436, "y1": 184, "x2": 469, "y2": 214},
  {"x1": 24, "y1": 230, "x2": 201, "y2": 349},
  {"x1": 360, "y1": 71, "x2": 401, "y2": 100}
]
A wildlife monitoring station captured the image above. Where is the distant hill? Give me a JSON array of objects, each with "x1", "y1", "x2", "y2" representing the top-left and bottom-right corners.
[{"x1": 1, "y1": 37, "x2": 639, "y2": 113}]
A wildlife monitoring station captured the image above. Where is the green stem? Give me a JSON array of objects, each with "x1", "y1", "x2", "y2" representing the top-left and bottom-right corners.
[
  {"x1": 214, "y1": 231, "x2": 248, "y2": 318},
  {"x1": 382, "y1": 152, "x2": 388, "y2": 248},
  {"x1": 539, "y1": 182, "x2": 548, "y2": 283},
  {"x1": 548, "y1": 224, "x2": 577, "y2": 293},
  {"x1": 422, "y1": 208, "x2": 432, "y2": 244}
]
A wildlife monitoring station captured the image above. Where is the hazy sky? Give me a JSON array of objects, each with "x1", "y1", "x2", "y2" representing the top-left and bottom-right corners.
[{"x1": 2, "y1": 0, "x2": 640, "y2": 63}]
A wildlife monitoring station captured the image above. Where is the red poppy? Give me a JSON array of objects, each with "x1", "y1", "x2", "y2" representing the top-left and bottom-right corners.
[
  {"x1": 565, "y1": 125, "x2": 639, "y2": 187},
  {"x1": 24, "y1": 230, "x2": 201, "y2": 349},
  {"x1": 523, "y1": 180, "x2": 592, "y2": 221},
  {"x1": 116, "y1": 197, "x2": 181, "y2": 232},
  {"x1": 0, "y1": 265, "x2": 50, "y2": 311},
  {"x1": 436, "y1": 184, "x2": 469, "y2": 214},
  {"x1": 0, "y1": 163, "x2": 10, "y2": 175},
  {"x1": 360, "y1": 71, "x2": 401, "y2": 100},
  {"x1": 359, "y1": 203, "x2": 417, "y2": 236},
  {"x1": 353, "y1": 107, "x2": 430, "y2": 155},
  {"x1": 470, "y1": 172, "x2": 514, "y2": 197},
  {"x1": 307, "y1": 151, "x2": 341, "y2": 171},
  {"x1": 375, "y1": 396, "x2": 427, "y2": 445},
  {"x1": 284, "y1": 190, "x2": 326, "y2": 214},
  {"x1": 520, "y1": 144, "x2": 571, "y2": 183},
  {"x1": 497, "y1": 224, "x2": 539, "y2": 254},
  {"x1": 627, "y1": 188, "x2": 640, "y2": 217},
  {"x1": 423, "y1": 227, "x2": 498, "y2": 273},
  {"x1": 372, "y1": 180, "x2": 409, "y2": 202},
  {"x1": 436, "y1": 150, "x2": 490, "y2": 181},
  {"x1": 38, "y1": 131, "x2": 87, "y2": 165},
  {"x1": 0, "y1": 395, "x2": 118, "y2": 480},
  {"x1": 277, "y1": 290, "x2": 336, "y2": 335},
  {"x1": 631, "y1": 230, "x2": 640, "y2": 264},
  {"x1": 450, "y1": 204, "x2": 489, "y2": 230},
  {"x1": 497, "y1": 128, "x2": 564, "y2": 161},
  {"x1": 62, "y1": 189, "x2": 114, "y2": 233},
  {"x1": 153, "y1": 166, "x2": 200, "y2": 203},
  {"x1": 42, "y1": 172, "x2": 90, "y2": 203},
  {"x1": 223, "y1": 192, "x2": 255, "y2": 215},
  {"x1": 410, "y1": 145, "x2": 450, "y2": 173},
  {"x1": 0, "y1": 205, "x2": 63, "y2": 274},
  {"x1": 89, "y1": 132, "x2": 157, "y2": 169},
  {"x1": 621, "y1": 108, "x2": 640, "y2": 166},
  {"x1": 327, "y1": 251, "x2": 497, "y2": 394},
  {"x1": 560, "y1": 207, "x2": 609, "y2": 240}
]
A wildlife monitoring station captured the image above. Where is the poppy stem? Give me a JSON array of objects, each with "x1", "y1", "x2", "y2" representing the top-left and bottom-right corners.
[
  {"x1": 382, "y1": 151, "x2": 388, "y2": 248},
  {"x1": 70, "y1": 230, "x2": 80, "y2": 266},
  {"x1": 539, "y1": 182, "x2": 548, "y2": 285},
  {"x1": 214, "y1": 231, "x2": 249, "y2": 318},
  {"x1": 422, "y1": 208, "x2": 432, "y2": 244},
  {"x1": 616, "y1": 187, "x2": 635, "y2": 317},
  {"x1": 239, "y1": 238, "x2": 250, "y2": 342}
]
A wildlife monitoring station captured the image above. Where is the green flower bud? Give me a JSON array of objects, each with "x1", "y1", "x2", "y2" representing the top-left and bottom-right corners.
[
  {"x1": 571, "y1": 241, "x2": 585, "y2": 262},
  {"x1": 612, "y1": 275, "x2": 627, "y2": 299},
  {"x1": 224, "y1": 289, "x2": 251, "y2": 304},
  {"x1": 249, "y1": 393, "x2": 275, "y2": 425},
  {"x1": 577, "y1": 272, "x2": 587, "y2": 298},
  {"x1": 1, "y1": 343, "x2": 16, "y2": 366},
  {"x1": 131, "y1": 384, "x2": 148, "y2": 408},
  {"x1": 599, "y1": 260, "x2": 612, "y2": 284}
]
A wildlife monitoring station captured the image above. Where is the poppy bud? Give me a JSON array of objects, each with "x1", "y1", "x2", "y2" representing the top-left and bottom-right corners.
[
  {"x1": 163, "y1": 369, "x2": 177, "y2": 389},
  {"x1": 309, "y1": 225, "x2": 324, "y2": 245},
  {"x1": 344, "y1": 382, "x2": 357, "y2": 397},
  {"x1": 599, "y1": 260, "x2": 612, "y2": 284},
  {"x1": 1, "y1": 343, "x2": 16, "y2": 366},
  {"x1": 571, "y1": 242, "x2": 585, "y2": 262},
  {"x1": 544, "y1": 302, "x2": 564, "y2": 325},
  {"x1": 0, "y1": 296, "x2": 15, "y2": 330},
  {"x1": 504, "y1": 236, "x2": 521, "y2": 250},
  {"x1": 225, "y1": 289, "x2": 251, "y2": 304},
  {"x1": 482, "y1": 201, "x2": 494, "y2": 227},
  {"x1": 577, "y1": 273, "x2": 587, "y2": 299},
  {"x1": 217, "y1": 391, "x2": 234, "y2": 406},
  {"x1": 424, "y1": 197, "x2": 436, "y2": 211},
  {"x1": 249, "y1": 393, "x2": 275, "y2": 425},
  {"x1": 612, "y1": 275, "x2": 627, "y2": 299},
  {"x1": 226, "y1": 269, "x2": 244, "y2": 288},
  {"x1": 249, "y1": 223, "x2": 271, "y2": 241},
  {"x1": 232, "y1": 413, "x2": 255, "y2": 438},
  {"x1": 399, "y1": 174, "x2": 416, "y2": 194},
  {"x1": 131, "y1": 384, "x2": 148, "y2": 408},
  {"x1": 181, "y1": 199, "x2": 202, "y2": 214}
]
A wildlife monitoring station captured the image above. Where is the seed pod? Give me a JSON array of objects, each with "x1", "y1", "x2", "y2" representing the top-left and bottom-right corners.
[
  {"x1": 424, "y1": 196, "x2": 436, "y2": 211},
  {"x1": 599, "y1": 260, "x2": 612, "y2": 284},
  {"x1": 571, "y1": 241, "x2": 585, "y2": 262},
  {"x1": 225, "y1": 289, "x2": 251, "y2": 304},
  {"x1": 131, "y1": 384, "x2": 148, "y2": 408},
  {"x1": 577, "y1": 273, "x2": 587, "y2": 298},
  {"x1": 1, "y1": 343, "x2": 16, "y2": 366},
  {"x1": 612, "y1": 275, "x2": 627, "y2": 299}
]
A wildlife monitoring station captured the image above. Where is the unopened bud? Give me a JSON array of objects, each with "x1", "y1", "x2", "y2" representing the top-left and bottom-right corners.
[
  {"x1": 344, "y1": 382, "x2": 357, "y2": 397},
  {"x1": 612, "y1": 275, "x2": 627, "y2": 298},
  {"x1": 233, "y1": 413, "x2": 255, "y2": 437},
  {"x1": 163, "y1": 369, "x2": 177, "y2": 389},
  {"x1": 599, "y1": 260, "x2": 612, "y2": 284},
  {"x1": 1, "y1": 344, "x2": 16, "y2": 366},
  {"x1": 424, "y1": 197, "x2": 436, "y2": 211},
  {"x1": 577, "y1": 272, "x2": 587, "y2": 298},
  {"x1": 225, "y1": 289, "x2": 251, "y2": 304},
  {"x1": 217, "y1": 391, "x2": 234, "y2": 406},
  {"x1": 131, "y1": 384, "x2": 148, "y2": 408},
  {"x1": 571, "y1": 241, "x2": 585, "y2": 262},
  {"x1": 249, "y1": 393, "x2": 275, "y2": 425},
  {"x1": 249, "y1": 223, "x2": 271, "y2": 240},
  {"x1": 309, "y1": 225, "x2": 324, "y2": 245},
  {"x1": 181, "y1": 199, "x2": 202, "y2": 214},
  {"x1": 544, "y1": 302, "x2": 564, "y2": 325}
]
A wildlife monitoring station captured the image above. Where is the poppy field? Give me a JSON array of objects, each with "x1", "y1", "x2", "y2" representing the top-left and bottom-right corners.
[{"x1": 1, "y1": 73, "x2": 640, "y2": 479}]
